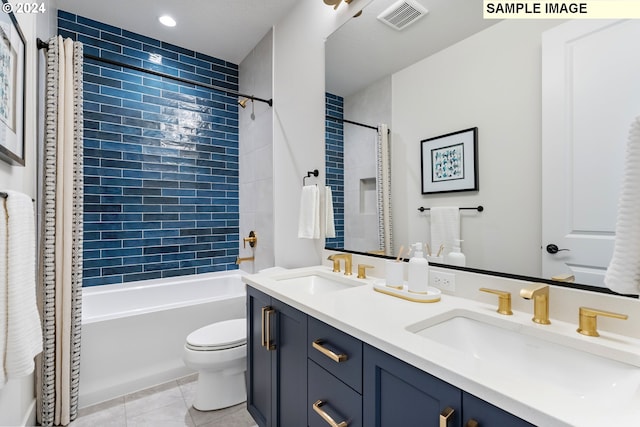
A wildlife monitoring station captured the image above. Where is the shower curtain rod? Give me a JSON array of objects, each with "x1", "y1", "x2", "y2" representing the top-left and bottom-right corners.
[
  {"x1": 326, "y1": 114, "x2": 378, "y2": 130},
  {"x1": 36, "y1": 38, "x2": 273, "y2": 107},
  {"x1": 326, "y1": 115, "x2": 391, "y2": 135}
]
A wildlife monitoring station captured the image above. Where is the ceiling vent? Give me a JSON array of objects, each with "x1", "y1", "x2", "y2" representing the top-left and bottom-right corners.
[{"x1": 377, "y1": 0, "x2": 428, "y2": 31}]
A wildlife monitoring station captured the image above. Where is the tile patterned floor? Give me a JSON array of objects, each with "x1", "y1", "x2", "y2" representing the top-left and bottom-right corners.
[{"x1": 69, "y1": 375, "x2": 257, "y2": 427}]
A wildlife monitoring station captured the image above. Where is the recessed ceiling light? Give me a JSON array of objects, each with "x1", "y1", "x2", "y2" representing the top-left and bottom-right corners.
[{"x1": 159, "y1": 15, "x2": 176, "y2": 27}]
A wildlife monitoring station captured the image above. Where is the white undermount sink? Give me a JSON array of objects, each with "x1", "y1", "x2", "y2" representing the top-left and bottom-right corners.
[
  {"x1": 407, "y1": 309, "x2": 640, "y2": 408},
  {"x1": 272, "y1": 271, "x2": 364, "y2": 295}
]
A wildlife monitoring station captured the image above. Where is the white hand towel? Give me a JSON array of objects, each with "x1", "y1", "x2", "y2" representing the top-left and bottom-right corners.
[
  {"x1": 325, "y1": 186, "x2": 336, "y2": 238},
  {"x1": 1, "y1": 191, "x2": 43, "y2": 386},
  {"x1": 430, "y1": 207, "x2": 460, "y2": 260},
  {"x1": 605, "y1": 117, "x2": 640, "y2": 295},
  {"x1": 298, "y1": 185, "x2": 320, "y2": 239}
]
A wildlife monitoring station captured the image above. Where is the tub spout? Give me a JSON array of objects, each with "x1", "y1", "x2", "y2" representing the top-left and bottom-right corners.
[{"x1": 236, "y1": 256, "x2": 254, "y2": 265}]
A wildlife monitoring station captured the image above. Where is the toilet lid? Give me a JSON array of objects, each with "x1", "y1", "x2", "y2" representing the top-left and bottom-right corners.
[{"x1": 186, "y1": 318, "x2": 246, "y2": 351}]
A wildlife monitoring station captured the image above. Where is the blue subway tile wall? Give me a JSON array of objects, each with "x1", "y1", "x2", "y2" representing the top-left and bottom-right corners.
[
  {"x1": 59, "y1": 11, "x2": 240, "y2": 286},
  {"x1": 325, "y1": 93, "x2": 344, "y2": 249}
]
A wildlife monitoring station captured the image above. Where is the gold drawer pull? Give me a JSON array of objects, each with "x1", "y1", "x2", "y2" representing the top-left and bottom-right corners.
[
  {"x1": 439, "y1": 407, "x2": 455, "y2": 427},
  {"x1": 312, "y1": 339, "x2": 348, "y2": 363},
  {"x1": 312, "y1": 400, "x2": 348, "y2": 427},
  {"x1": 465, "y1": 419, "x2": 479, "y2": 427}
]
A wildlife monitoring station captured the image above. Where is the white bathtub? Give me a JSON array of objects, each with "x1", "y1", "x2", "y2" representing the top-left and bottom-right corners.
[{"x1": 79, "y1": 271, "x2": 246, "y2": 408}]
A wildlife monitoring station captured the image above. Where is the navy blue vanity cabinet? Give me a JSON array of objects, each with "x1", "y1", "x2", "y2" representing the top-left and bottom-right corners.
[
  {"x1": 462, "y1": 391, "x2": 535, "y2": 427},
  {"x1": 247, "y1": 286, "x2": 272, "y2": 426},
  {"x1": 307, "y1": 317, "x2": 363, "y2": 427},
  {"x1": 363, "y1": 344, "x2": 462, "y2": 427},
  {"x1": 246, "y1": 286, "x2": 308, "y2": 427},
  {"x1": 248, "y1": 289, "x2": 536, "y2": 427}
]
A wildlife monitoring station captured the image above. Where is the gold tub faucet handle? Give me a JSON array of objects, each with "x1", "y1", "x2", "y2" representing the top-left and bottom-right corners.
[{"x1": 243, "y1": 230, "x2": 257, "y2": 248}]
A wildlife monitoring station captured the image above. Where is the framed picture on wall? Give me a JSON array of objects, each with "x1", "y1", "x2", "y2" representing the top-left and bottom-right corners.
[
  {"x1": 421, "y1": 127, "x2": 478, "y2": 194},
  {"x1": 0, "y1": 0, "x2": 26, "y2": 166}
]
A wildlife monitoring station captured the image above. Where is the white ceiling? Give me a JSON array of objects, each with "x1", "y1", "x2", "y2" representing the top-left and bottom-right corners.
[
  {"x1": 56, "y1": 0, "x2": 298, "y2": 64},
  {"x1": 56, "y1": 0, "x2": 498, "y2": 97},
  {"x1": 326, "y1": 0, "x2": 499, "y2": 97}
]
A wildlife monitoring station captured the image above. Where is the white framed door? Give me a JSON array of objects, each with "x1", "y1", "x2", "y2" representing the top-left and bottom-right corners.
[{"x1": 542, "y1": 20, "x2": 640, "y2": 287}]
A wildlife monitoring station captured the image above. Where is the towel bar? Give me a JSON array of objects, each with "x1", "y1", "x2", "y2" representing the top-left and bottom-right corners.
[{"x1": 418, "y1": 205, "x2": 483, "y2": 212}]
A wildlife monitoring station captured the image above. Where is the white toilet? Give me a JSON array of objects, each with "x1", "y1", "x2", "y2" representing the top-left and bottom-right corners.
[{"x1": 183, "y1": 318, "x2": 247, "y2": 411}]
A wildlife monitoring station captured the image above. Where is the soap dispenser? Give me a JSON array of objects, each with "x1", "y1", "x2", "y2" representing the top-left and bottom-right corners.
[
  {"x1": 408, "y1": 242, "x2": 429, "y2": 294},
  {"x1": 448, "y1": 239, "x2": 466, "y2": 267}
]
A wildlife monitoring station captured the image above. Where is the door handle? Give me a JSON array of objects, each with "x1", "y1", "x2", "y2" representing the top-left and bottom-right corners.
[
  {"x1": 465, "y1": 419, "x2": 479, "y2": 427},
  {"x1": 546, "y1": 244, "x2": 570, "y2": 254}
]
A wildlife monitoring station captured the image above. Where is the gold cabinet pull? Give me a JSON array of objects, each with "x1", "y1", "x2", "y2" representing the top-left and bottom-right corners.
[
  {"x1": 260, "y1": 306, "x2": 267, "y2": 348},
  {"x1": 479, "y1": 288, "x2": 513, "y2": 315},
  {"x1": 312, "y1": 400, "x2": 348, "y2": 427},
  {"x1": 577, "y1": 306, "x2": 628, "y2": 337},
  {"x1": 262, "y1": 307, "x2": 276, "y2": 351},
  {"x1": 312, "y1": 339, "x2": 348, "y2": 363},
  {"x1": 465, "y1": 419, "x2": 479, "y2": 427},
  {"x1": 439, "y1": 407, "x2": 455, "y2": 427}
]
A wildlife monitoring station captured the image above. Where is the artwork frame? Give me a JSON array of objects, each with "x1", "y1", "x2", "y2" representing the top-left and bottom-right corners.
[
  {"x1": 421, "y1": 127, "x2": 478, "y2": 194},
  {"x1": 0, "y1": 0, "x2": 25, "y2": 166}
]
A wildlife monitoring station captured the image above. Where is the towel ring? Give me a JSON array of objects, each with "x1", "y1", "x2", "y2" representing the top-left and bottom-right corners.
[{"x1": 303, "y1": 169, "x2": 319, "y2": 186}]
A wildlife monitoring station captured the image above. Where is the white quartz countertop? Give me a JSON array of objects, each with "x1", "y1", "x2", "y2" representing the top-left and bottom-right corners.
[{"x1": 242, "y1": 265, "x2": 640, "y2": 427}]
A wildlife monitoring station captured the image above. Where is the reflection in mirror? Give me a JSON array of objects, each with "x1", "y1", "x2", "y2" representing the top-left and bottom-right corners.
[
  {"x1": 324, "y1": 0, "x2": 640, "y2": 294},
  {"x1": 325, "y1": 98, "x2": 392, "y2": 255}
]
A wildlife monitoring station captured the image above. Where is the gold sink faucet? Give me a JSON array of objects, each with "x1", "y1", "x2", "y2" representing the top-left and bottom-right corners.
[
  {"x1": 577, "y1": 307, "x2": 628, "y2": 337},
  {"x1": 327, "y1": 254, "x2": 353, "y2": 276},
  {"x1": 520, "y1": 283, "x2": 551, "y2": 325}
]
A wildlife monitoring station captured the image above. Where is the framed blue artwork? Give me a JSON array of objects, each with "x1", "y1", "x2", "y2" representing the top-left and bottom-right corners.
[
  {"x1": 421, "y1": 127, "x2": 478, "y2": 194},
  {"x1": 0, "y1": 0, "x2": 26, "y2": 166}
]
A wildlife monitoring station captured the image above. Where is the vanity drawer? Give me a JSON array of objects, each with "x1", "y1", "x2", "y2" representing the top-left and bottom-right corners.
[
  {"x1": 308, "y1": 360, "x2": 362, "y2": 427},
  {"x1": 308, "y1": 316, "x2": 363, "y2": 393}
]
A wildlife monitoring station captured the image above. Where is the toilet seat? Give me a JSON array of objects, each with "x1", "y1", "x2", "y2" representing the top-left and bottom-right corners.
[{"x1": 186, "y1": 318, "x2": 246, "y2": 351}]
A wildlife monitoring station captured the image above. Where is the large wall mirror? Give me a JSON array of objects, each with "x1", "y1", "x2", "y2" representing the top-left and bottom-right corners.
[{"x1": 325, "y1": 0, "x2": 640, "y2": 295}]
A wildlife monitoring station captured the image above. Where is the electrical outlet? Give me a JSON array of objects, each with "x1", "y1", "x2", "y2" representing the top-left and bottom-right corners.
[{"x1": 431, "y1": 271, "x2": 455, "y2": 292}]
